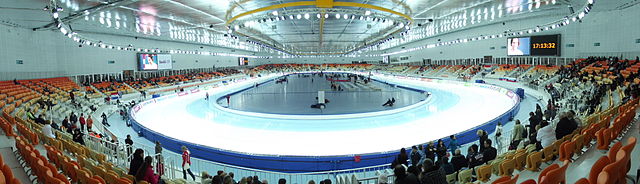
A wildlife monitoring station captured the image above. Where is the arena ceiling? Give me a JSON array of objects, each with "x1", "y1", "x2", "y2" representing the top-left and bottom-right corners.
[{"x1": 0, "y1": 0, "x2": 587, "y2": 55}]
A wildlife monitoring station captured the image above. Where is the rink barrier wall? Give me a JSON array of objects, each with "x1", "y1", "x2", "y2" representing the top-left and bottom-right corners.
[{"x1": 129, "y1": 72, "x2": 520, "y2": 173}]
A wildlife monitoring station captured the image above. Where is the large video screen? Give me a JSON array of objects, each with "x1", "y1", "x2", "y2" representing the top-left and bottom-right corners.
[
  {"x1": 138, "y1": 53, "x2": 172, "y2": 70},
  {"x1": 382, "y1": 56, "x2": 390, "y2": 64},
  {"x1": 238, "y1": 57, "x2": 249, "y2": 66},
  {"x1": 507, "y1": 35, "x2": 560, "y2": 56}
]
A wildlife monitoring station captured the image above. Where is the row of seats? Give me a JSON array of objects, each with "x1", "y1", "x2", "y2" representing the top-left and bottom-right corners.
[
  {"x1": 0, "y1": 153, "x2": 20, "y2": 184},
  {"x1": 14, "y1": 135, "x2": 69, "y2": 184}
]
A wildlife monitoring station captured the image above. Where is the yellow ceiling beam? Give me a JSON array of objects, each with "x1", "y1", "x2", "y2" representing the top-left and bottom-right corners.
[
  {"x1": 226, "y1": 1, "x2": 413, "y2": 25},
  {"x1": 316, "y1": 0, "x2": 335, "y2": 8}
]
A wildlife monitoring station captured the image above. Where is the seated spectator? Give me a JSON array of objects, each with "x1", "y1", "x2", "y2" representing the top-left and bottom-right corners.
[
  {"x1": 439, "y1": 156, "x2": 455, "y2": 175},
  {"x1": 42, "y1": 120, "x2": 56, "y2": 138},
  {"x1": 35, "y1": 115, "x2": 46, "y2": 124},
  {"x1": 419, "y1": 159, "x2": 448, "y2": 184},
  {"x1": 450, "y1": 149, "x2": 467, "y2": 172},
  {"x1": 26, "y1": 109, "x2": 35, "y2": 120},
  {"x1": 202, "y1": 172, "x2": 213, "y2": 184},
  {"x1": 72, "y1": 129, "x2": 85, "y2": 145},
  {"x1": 466, "y1": 144, "x2": 482, "y2": 168},
  {"x1": 555, "y1": 112, "x2": 577, "y2": 139},
  {"x1": 537, "y1": 120, "x2": 556, "y2": 149},
  {"x1": 410, "y1": 146, "x2": 422, "y2": 166},
  {"x1": 135, "y1": 156, "x2": 160, "y2": 184},
  {"x1": 482, "y1": 139, "x2": 497, "y2": 164},
  {"x1": 394, "y1": 165, "x2": 420, "y2": 184}
]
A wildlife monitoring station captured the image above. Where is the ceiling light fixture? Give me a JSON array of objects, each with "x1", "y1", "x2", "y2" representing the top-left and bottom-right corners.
[
  {"x1": 272, "y1": 11, "x2": 278, "y2": 16},
  {"x1": 304, "y1": 13, "x2": 310, "y2": 19},
  {"x1": 297, "y1": 14, "x2": 302, "y2": 19}
]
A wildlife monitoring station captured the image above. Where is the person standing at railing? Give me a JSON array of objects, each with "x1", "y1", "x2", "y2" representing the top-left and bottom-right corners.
[
  {"x1": 125, "y1": 135, "x2": 134, "y2": 157},
  {"x1": 510, "y1": 120, "x2": 526, "y2": 150},
  {"x1": 447, "y1": 135, "x2": 459, "y2": 155},
  {"x1": 494, "y1": 122, "x2": 503, "y2": 153},
  {"x1": 87, "y1": 115, "x2": 93, "y2": 132},
  {"x1": 182, "y1": 146, "x2": 196, "y2": 181}
]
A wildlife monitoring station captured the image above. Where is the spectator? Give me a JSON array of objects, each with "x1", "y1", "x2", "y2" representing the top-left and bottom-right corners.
[
  {"x1": 86, "y1": 115, "x2": 93, "y2": 132},
  {"x1": 70, "y1": 112, "x2": 78, "y2": 127},
  {"x1": 482, "y1": 139, "x2": 497, "y2": 164},
  {"x1": 72, "y1": 129, "x2": 85, "y2": 145},
  {"x1": 309, "y1": 180, "x2": 316, "y2": 184},
  {"x1": 182, "y1": 146, "x2": 196, "y2": 181},
  {"x1": 156, "y1": 155, "x2": 164, "y2": 177},
  {"x1": 510, "y1": 120, "x2": 526, "y2": 150},
  {"x1": 410, "y1": 146, "x2": 421, "y2": 166},
  {"x1": 439, "y1": 156, "x2": 455, "y2": 175},
  {"x1": 555, "y1": 112, "x2": 577, "y2": 140},
  {"x1": 447, "y1": 135, "x2": 459, "y2": 155},
  {"x1": 424, "y1": 142, "x2": 436, "y2": 162},
  {"x1": 224, "y1": 175, "x2": 235, "y2": 184},
  {"x1": 229, "y1": 173, "x2": 236, "y2": 184},
  {"x1": 35, "y1": 115, "x2": 46, "y2": 124},
  {"x1": 155, "y1": 141, "x2": 163, "y2": 157},
  {"x1": 252, "y1": 175, "x2": 260, "y2": 184},
  {"x1": 527, "y1": 112, "x2": 538, "y2": 135},
  {"x1": 435, "y1": 139, "x2": 447, "y2": 162},
  {"x1": 419, "y1": 159, "x2": 448, "y2": 184},
  {"x1": 450, "y1": 149, "x2": 467, "y2": 172},
  {"x1": 494, "y1": 122, "x2": 503, "y2": 151},
  {"x1": 466, "y1": 144, "x2": 482, "y2": 168},
  {"x1": 26, "y1": 109, "x2": 35, "y2": 120},
  {"x1": 42, "y1": 120, "x2": 56, "y2": 138},
  {"x1": 537, "y1": 120, "x2": 556, "y2": 149},
  {"x1": 201, "y1": 172, "x2": 213, "y2": 184},
  {"x1": 395, "y1": 148, "x2": 409, "y2": 167},
  {"x1": 101, "y1": 112, "x2": 110, "y2": 127},
  {"x1": 393, "y1": 165, "x2": 419, "y2": 184},
  {"x1": 212, "y1": 175, "x2": 223, "y2": 184},
  {"x1": 79, "y1": 113, "x2": 85, "y2": 132},
  {"x1": 134, "y1": 156, "x2": 159, "y2": 184},
  {"x1": 125, "y1": 135, "x2": 134, "y2": 157},
  {"x1": 477, "y1": 130, "x2": 488, "y2": 152},
  {"x1": 128, "y1": 149, "x2": 144, "y2": 175},
  {"x1": 262, "y1": 180, "x2": 268, "y2": 184},
  {"x1": 62, "y1": 116, "x2": 70, "y2": 132},
  {"x1": 279, "y1": 178, "x2": 287, "y2": 184}
]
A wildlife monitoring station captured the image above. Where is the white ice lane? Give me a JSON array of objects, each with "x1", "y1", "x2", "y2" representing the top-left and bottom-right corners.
[{"x1": 134, "y1": 74, "x2": 516, "y2": 156}]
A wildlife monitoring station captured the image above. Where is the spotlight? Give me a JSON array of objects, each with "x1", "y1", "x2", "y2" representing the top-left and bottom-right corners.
[
  {"x1": 272, "y1": 11, "x2": 278, "y2": 16},
  {"x1": 304, "y1": 13, "x2": 310, "y2": 19},
  {"x1": 324, "y1": 13, "x2": 328, "y2": 18},
  {"x1": 365, "y1": 10, "x2": 371, "y2": 16},
  {"x1": 297, "y1": 14, "x2": 302, "y2": 19},
  {"x1": 336, "y1": 13, "x2": 340, "y2": 19},
  {"x1": 53, "y1": 12, "x2": 59, "y2": 19},
  {"x1": 43, "y1": 6, "x2": 50, "y2": 11}
]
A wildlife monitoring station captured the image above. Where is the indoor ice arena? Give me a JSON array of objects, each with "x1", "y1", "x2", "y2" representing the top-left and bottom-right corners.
[{"x1": 0, "y1": 0, "x2": 639, "y2": 184}]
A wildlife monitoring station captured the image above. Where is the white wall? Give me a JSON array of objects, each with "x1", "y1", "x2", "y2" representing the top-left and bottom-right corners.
[
  {"x1": 0, "y1": 24, "x2": 262, "y2": 80},
  {"x1": 262, "y1": 2, "x2": 640, "y2": 64}
]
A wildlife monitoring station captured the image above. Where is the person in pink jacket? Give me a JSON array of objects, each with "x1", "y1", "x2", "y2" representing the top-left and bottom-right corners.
[
  {"x1": 182, "y1": 146, "x2": 196, "y2": 180},
  {"x1": 135, "y1": 156, "x2": 159, "y2": 184}
]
